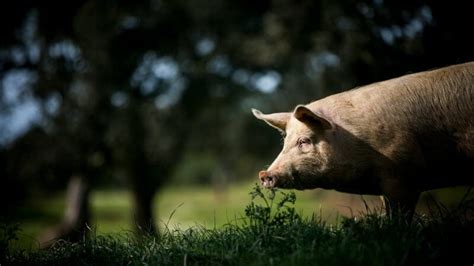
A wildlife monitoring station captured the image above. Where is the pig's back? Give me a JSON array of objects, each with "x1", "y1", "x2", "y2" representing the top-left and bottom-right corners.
[
  {"x1": 366, "y1": 62, "x2": 473, "y2": 156},
  {"x1": 314, "y1": 62, "x2": 474, "y2": 188}
]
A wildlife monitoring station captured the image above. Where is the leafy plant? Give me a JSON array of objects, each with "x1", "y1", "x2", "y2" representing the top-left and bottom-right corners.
[{"x1": 244, "y1": 183, "x2": 300, "y2": 230}]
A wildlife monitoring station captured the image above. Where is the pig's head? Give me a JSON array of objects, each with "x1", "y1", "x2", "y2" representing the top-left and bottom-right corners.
[{"x1": 252, "y1": 105, "x2": 360, "y2": 191}]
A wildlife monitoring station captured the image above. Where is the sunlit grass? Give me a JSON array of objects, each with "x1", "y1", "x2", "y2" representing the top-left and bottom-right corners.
[
  {"x1": 3, "y1": 185, "x2": 473, "y2": 266},
  {"x1": 11, "y1": 182, "x2": 349, "y2": 248},
  {"x1": 11, "y1": 182, "x2": 473, "y2": 250}
]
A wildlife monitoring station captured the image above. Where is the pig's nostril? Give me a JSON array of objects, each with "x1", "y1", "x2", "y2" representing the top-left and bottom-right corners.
[
  {"x1": 259, "y1": 171, "x2": 269, "y2": 183},
  {"x1": 259, "y1": 170, "x2": 276, "y2": 187}
]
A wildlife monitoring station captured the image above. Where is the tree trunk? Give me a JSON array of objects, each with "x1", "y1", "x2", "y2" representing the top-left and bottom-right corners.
[
  {"x1": 130, "y1": 164, "x2": 158, "y2": 237},
  {"x1": 39, "y1": 175, "x2": 90, "y2": 248},
  {"x1": 132, "y1": 185, "x2": 157, "y2": 236}
]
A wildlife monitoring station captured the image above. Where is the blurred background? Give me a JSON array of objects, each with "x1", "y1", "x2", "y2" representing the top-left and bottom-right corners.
[{"x1": 1, "y1": 0, "x2": 473, "y2": 248}]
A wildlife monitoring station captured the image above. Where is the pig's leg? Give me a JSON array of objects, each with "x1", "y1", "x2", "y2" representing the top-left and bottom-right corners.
[
  {"x1": 380, "y1": 175, "x2": 420, "y2": 222},
  {"x1": 382, "y1": 192, "x2": 420, "y2": 222}
]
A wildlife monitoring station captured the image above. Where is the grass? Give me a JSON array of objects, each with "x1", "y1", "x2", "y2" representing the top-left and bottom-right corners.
[
  {"x1": 2, "y1": 184, "x2": 473, "y2": 265},
  {"x1": 11, "y1": 182, "x2": 382, "y2": 248},
  {"x1": 6, "y1": 182, "x2": 474, "y2": 250}
]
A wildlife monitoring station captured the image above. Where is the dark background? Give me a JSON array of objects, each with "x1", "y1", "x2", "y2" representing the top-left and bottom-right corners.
[{"x1": 0, "y1": 0, "x2": 473, "y2": 242}]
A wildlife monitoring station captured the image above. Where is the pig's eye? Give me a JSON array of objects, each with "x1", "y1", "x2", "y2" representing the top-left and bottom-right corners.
[{"x1": 297, "y1": 137, "x2": 312, "y2": 149}]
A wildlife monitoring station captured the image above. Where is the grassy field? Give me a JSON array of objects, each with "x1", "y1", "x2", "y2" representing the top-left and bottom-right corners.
[
  {"x1": 2, "y1": 185, "x2": 474, "y2": 265},
  {"x1": 8, "y1": 181, "x2": 474, "y2": 250},
  {"x1": 10, "y1": 182, "x2": 384, "y2": 249}
]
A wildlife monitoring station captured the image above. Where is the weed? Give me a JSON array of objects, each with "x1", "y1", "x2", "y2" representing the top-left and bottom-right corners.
[{"x1": 245, "y1": 183, "x2": 299, "y2": 228}]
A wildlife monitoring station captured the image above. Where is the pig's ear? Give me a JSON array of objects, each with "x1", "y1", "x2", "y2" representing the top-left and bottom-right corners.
[
  {"x1": 252, "y1": 108, "x2": 290, "y2": 132},
  {"x1": 294, "y1": 105, "x2": 332, "y2": 130}
]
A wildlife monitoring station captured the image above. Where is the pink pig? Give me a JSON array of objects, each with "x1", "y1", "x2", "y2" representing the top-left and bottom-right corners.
[{"x1": 253, "y1": 62, "x2": 474, "y2": 218}]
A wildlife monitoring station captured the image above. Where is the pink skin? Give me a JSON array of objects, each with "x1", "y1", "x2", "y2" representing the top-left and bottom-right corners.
[
  {"x1": 253, "y1": 106, "x2": 363, "y2": 192},
  {"x1": 254, "y1": 106, "x2": 330, "y2": 190},
  {"x1": 257, "y1": 126, "x2": 332, "y2": 189}
]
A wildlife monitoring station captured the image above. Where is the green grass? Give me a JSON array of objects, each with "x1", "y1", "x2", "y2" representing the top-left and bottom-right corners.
[
  {"x1": 11, "y1": 182, "x2": 372, "y2": 248},
  {"x1": 2, "y1": 185, "x2": 473, "y2": 266},
  {"x1": 7, "y1": 182, "x2": 474, "y2": 250}
]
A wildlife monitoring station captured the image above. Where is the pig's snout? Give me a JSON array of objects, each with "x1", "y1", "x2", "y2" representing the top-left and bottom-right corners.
[{"x1": 259, "y1": 170, "x2": 277, "y2": 188}]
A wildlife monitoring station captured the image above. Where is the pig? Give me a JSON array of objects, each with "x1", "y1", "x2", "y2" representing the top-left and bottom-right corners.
[{"x1": 253, "y1": 62, "x2": 474, "y2": 219}]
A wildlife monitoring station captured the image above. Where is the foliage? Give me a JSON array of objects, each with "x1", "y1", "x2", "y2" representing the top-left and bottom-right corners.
[
  {"x1": 0, "y1": 219, "x2": 21, "y2": 263},
  {"x1": 3, "y1": 186, "x2": 474, "y2": 266},
  {"x1": 245, "y1": 183, "x2": 299, "y2": 228}
]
